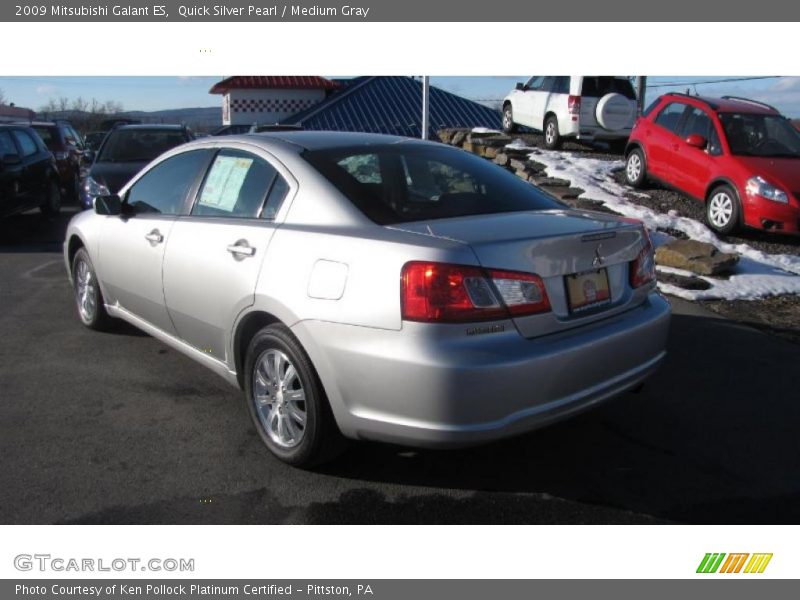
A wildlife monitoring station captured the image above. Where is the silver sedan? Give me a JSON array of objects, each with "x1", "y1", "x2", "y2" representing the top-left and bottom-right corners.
[{"x1": 64, "y1": 131, "x2": 670, "y2": 466}]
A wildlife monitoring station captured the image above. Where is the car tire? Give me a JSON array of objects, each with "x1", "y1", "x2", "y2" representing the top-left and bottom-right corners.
[
  {"x1": 624, "y1": 148, "x2": 647, "y2": 188},
  {"x1": 71, "y1": 247, "x2": 113, "y2": 331},
  {"x1": 244, "y1": 324, "x2": 345, "y2": 467},
  {"x1": 502, "y1": 104, "x2": 517, "y2": 134},
  {"x1": 40, "y1": 178, "x2": 62, "y2": 216},
  {"x1": 543, "y1": 115, "x2": 562, "y2": 150},
  {"x1": 706, "y1": 184, "x2": 741, "y2": 235}
]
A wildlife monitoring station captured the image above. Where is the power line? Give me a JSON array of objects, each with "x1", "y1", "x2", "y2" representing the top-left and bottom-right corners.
[{"x1": 646, "y1": 76, "x2": 780, "y2": 88}]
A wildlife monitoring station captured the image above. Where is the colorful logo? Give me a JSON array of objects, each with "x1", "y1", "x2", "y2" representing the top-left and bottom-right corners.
[{"x1": 697, "y1": 553, "x2": 773, "y2": 574}]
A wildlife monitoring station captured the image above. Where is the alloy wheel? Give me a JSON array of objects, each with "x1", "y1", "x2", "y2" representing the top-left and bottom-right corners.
[
  {"x1": 253, "y1": 349, "x2": 307, "y2": 448},
  {"x1": 503, "y1": 108, "x2": 512, "y2": 131},
  {"x1": 545, "y1": 122, "x2": 555, "y2": 145},
  {"x1": 75, "y1": 259, "x2": 96, "y2": 323},
  {"x1": 708, "y1": 192, "x2": 734, "y2": 228},
  {"x1": 626, "y1": 153, "x2": 642, "y2": 182}
]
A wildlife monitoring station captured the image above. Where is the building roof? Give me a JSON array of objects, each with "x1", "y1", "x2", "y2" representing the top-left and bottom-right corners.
[
  {"x1": 0, "y1": 103, "x2": 36, "y2": 121},
  {"x1": 282, "y1": 76, "x2": 502, "y2": 139},
  {"x1": 210, "y1": 76, "x2": 339, "y2": 94}
]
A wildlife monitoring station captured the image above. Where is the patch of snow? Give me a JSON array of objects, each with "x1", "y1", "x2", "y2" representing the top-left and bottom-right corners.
[
  {"x1": 471, "y1": 127, "x2": 503, "y2": 134},
  {"x1": 509, "y1": 146, "x2": 800, "y2": 301},
  {"x1": 505, "y1": 139, "x2": 535, "y2": 150}
]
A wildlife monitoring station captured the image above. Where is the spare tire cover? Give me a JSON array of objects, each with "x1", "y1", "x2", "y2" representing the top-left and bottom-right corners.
[{"x1": 596, "y1": 93, "x2": 635, "y2": 130}]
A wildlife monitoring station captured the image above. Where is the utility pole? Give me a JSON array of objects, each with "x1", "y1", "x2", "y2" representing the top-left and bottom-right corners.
[
  {"x1": 421, "y1": 76, "x2": 430, "y2": 140},
  {"x1": 635, "y1": 76, "x2": 647, "y2": 114}
]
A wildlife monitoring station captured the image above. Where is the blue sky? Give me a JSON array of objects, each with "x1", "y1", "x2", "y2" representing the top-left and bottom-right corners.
[{"x1": 1, "y1": 76, "x2": 799, "y2": 117}]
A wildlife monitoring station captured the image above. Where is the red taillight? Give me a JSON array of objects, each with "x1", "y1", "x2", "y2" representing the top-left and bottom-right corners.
[
  {"x1": 630, "y1": 235, "x2": 656, "y2": 288},
  {"x1": 568, "y1": 95, "x2": 581, "y2": 116},
  {"x1": 401, "y1": 262, "x2": 550, "y2": 323}
]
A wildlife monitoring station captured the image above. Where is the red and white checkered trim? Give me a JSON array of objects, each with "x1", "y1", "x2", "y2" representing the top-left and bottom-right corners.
[{"x1": 231, "y1": 98, "x2": 317, "y2": 113}]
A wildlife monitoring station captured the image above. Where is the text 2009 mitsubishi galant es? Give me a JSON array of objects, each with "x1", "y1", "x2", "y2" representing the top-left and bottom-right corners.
[{"x1": 64, "y1": 131, "x2": 670, "y2": 466}]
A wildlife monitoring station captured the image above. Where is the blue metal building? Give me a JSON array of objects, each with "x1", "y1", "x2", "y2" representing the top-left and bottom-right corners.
[{"x1": 282, "y1": 76, "x2": 501, "y2": 138}]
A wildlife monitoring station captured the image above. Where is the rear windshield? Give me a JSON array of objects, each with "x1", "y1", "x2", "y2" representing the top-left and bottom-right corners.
[
  {"x1": 303, "y1": 143, "x2": 561, "y2": 225},
  {"x1": 581, "y1": 77, "x2": 636, "y2": 100},
  {"x1": 98, "y1": 129, "x2": 188, "y2": 163}
]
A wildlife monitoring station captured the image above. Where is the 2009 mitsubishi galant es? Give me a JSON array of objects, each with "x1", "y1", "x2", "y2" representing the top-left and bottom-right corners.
[{"x1": 64, "y1": 132, "x2": 670, "y2": 466}]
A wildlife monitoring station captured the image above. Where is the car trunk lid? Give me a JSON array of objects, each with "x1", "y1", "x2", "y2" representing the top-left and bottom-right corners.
[{"x1": 389, "y1": 209, "x2": 649, "y2": 337}]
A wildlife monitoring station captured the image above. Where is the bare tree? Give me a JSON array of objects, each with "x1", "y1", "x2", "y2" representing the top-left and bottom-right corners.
[
  {"x1": 0, "y1": 88, "x2": 6, "y2": 105},
  {"x1": 71, "y1": 96, "x2": 89, "y2": 113},
  {"x1": 38, "y1": 95, "x2": 125, "y2": 132}
]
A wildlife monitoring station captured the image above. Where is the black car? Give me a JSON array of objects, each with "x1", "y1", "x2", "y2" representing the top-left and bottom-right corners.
[
  {"x1": 30, "y1": 120, "x2": 86, "y2": 201},
  {"x1": 83, "y1": 131, "x2": 108, "y2": 151},
  {"x1": 81, "y1": 124, "x2": 194, "y2": 209},
  {"x1": 0, "y1": 124, "x2": 61, "y2": 218}
]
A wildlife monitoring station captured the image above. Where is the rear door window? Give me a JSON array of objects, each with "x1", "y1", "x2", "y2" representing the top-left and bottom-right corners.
[
  {"x1": 654, "y1": 102, "x2": 687, "y2": 135},
  {"x1": 552, "y1": 76, "x2": 570, "y2": 94},
  {"x1": 192, "y1": 149, "x2": 278, "y2": 219},
  {"x1": 0, "y1": 131, "x2": 18, "y2": 157},
  {"x1": 681, "y1": 107, "x2": 713, "y2": 139},
  {"x1": 262, "y1": 174, "x2": 290, "y2": 220},
  {"x1": 12, "y1": 130, "x2": 39, "y2": 157}
]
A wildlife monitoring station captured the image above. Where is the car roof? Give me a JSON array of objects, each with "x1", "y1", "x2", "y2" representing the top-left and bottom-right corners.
[
  {"x1": 0, "y1": 123, "x2": 33, "y2": 130},
  {"x1": 663, "y1": 93, "x2": 780, "y2": 115},
  {"x1": 236, "y1": 130, "x2": 414, "y2": 150},
  {"x1": 112, "y1": 124, "x2": 187, "y2": 131}
]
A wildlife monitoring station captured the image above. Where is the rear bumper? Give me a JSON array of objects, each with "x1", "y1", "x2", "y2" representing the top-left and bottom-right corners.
[
  {"x1": 577, "y1": 126, "x2": 632, "y2": 142},
  {"x1": 293, "y1": 292, "x2": 671, "y2": 448}
]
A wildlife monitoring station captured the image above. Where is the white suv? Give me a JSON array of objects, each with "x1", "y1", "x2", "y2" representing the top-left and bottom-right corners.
[{"x1": 502, "y1": 76, "x2": 638, "y2": 151}]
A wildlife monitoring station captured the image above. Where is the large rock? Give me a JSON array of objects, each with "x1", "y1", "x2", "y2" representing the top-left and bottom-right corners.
[
  {"x1": 437, "y1": 129, "x2": 456, "y2": 144},
  {"x1": 531, "y1": 176, "x2": 571, "y2": 187},
  {"x1": 468, "y1": 133, "x2": 512, "y2": 147},
  {"x1": 483, "y1": 146, "x2": 499, "y2": 159},
  {"x1": 450, "y1": 130, "x2": 468, "y2": 146},
  {"x1": 462, "y1": 141, "x2": 484, "y2": 156},
  {"x1": 655, "y1": 239, "x2": 739, "y2": 276},
  {"x1": 493, "y1": 152, "x2": 510, "y2": 167}
]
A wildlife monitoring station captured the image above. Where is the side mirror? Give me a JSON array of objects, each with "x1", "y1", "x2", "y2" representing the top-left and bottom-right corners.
[
  {"x1": 2, "y1": 153, "x2": 22, "y2": 167},
  {"x1": 83, "y1": 149, "x2": 95, "y2": 163},
  {"x1": 685, "y1": 134, "x2": 707, "y2": 149},
  {"x1": 94, "y1": 194, "x2": 122, "y2": 216},
  {"x1": 515, "y1": 82, "x2": 525, "y2": 91}
]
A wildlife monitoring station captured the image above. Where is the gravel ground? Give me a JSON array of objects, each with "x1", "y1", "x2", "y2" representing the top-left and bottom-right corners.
[
  {"x1": 700, "y1": 296, "x2": 800, "y2": 345},
  {"x1": 504, "y1": 132, "x2": 800, "y2": 343}
]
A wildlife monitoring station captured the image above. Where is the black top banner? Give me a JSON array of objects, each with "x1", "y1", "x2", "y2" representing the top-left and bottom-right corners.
[{"x1": 3, "y1": 0, "x2": 799, "y2": 21}]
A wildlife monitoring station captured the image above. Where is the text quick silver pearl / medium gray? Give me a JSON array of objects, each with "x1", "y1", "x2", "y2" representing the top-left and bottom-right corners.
[{"x1": 64, "y1": 131, "x2": 670, "y2": 466}]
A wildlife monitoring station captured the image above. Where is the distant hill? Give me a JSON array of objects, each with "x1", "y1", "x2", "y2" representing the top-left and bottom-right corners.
[
  {"x1": 40, "y1": 106, "x2": 222, "y2": 131},
  {"x1": 121, "y1": 106, "x2": 221, "y2": 128}
]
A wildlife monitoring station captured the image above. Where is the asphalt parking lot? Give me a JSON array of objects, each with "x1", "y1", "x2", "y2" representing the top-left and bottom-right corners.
[{"x1": 1, "y1": 208, "x2": 799, "y2": 524}]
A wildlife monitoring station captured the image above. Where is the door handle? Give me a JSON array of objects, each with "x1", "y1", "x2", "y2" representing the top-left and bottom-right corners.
[
  {"x1": 226, "y1": 241, "x2": 256, "y2": 258},
  {"x1": 144, "y1": 229, "x2": 163, "y2": 244}
]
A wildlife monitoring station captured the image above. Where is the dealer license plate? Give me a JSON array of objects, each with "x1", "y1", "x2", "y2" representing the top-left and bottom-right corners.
[{"x1": 565, "y1": 268, "x2": 611, "y2": 313}]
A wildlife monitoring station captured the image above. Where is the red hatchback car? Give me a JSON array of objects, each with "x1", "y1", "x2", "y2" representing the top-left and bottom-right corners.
[{"x1": 625, "y1": 93, "x2": 800, "y2": 235}]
